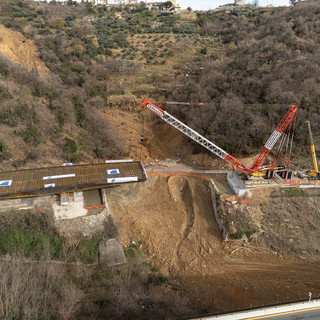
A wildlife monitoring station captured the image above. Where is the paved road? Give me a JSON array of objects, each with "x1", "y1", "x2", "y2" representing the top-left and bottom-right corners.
[{"x1": 245, "y1": 306, "x2": 320, "y2": 319}]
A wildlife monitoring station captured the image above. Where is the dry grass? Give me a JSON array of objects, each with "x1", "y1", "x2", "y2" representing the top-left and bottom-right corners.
[
  {"x1": 78, "y1": 253, "x2": 193, "y2": 320},
  {"x1": 180, "y1": 10, "x2": 197, "y2": 21},
  {"x1": 0, "y1": 255, "x2": 83, "y2": 320}
]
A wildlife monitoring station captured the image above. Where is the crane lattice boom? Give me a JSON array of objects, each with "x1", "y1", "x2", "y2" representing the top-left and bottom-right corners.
[
  {"x1": 141, "y1": 99, "x2": 298, "y2": 174},
  {"x1": 250, "y1": 105, "x2": 298, "y2": 171},
  {"x1": 142, "y1": 99, "x2": 251, "y2": 173}
]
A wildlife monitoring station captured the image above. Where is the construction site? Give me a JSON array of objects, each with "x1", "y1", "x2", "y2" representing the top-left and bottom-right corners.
[
  {"x1": 0, "y1": 96, "x2": 319, "y2": 317},
  {"x1": 104, "y1": 101, "x2": 320, "y2": 315},
  {"x1": 1, "y1": 9, "x2": 320, "y2": 316}
]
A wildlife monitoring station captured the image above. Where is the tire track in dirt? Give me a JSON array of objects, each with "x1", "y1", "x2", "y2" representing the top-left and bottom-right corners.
[{"x1": 168, "y1": 176, "x2": 195, "y2": 269}]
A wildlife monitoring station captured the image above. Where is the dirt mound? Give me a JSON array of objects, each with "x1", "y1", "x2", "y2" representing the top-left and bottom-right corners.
[
  {"x1": 106, "y1": 176, "x2": 221, "y2": 275},
  {"x1": 0, "y1": 24, "x2": 49, "y2": 75},
  {"x1": 106, "y1": 176, "x2": 320, "y2": 313}
]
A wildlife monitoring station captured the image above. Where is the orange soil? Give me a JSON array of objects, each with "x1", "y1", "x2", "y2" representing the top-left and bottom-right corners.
[{"x1": 0, "y1": 24, "x2": 50, "y2": 75}]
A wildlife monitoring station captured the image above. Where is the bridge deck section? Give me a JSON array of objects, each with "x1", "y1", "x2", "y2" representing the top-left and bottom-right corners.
[{"x1": 0, "y1": 161, "x2": 146, "y2": 199}]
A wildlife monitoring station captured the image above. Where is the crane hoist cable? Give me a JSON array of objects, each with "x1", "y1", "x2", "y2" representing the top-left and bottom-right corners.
[
  {"x1": 286, "y1": 111, "x2": 297, "y2": 169},
  {"x1": 249, "y1": 104, "x2": 298, "y2": 171}
]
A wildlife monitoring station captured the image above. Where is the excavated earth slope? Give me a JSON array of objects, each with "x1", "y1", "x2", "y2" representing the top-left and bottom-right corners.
[
  {"x1": 106, "y1": 176, "x2": 320, "y2": 313},
  {"x1": 221, "y1": 188, "x2": 320, "y2": 262},
  {"x1": 0, "y1": 25, "x2": 49, "y2": 74}
]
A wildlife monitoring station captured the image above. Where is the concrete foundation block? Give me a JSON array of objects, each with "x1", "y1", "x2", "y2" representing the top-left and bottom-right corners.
[{"x1": 99, "y1": 238, "x2": 127, "y2": 266}]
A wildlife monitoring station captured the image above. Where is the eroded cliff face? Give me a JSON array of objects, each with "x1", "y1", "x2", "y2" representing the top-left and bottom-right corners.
[{"x1": 0, "y1": 25, "x2": 50, "y2": 74}]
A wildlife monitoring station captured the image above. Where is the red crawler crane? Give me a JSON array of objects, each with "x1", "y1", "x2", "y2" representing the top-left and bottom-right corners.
[
  {"x1": 141, "y1": 99, "x2": 298, "y2": 175},
  {"x1": 250, "y1": 105, "x2": 298, "y2": 171}
]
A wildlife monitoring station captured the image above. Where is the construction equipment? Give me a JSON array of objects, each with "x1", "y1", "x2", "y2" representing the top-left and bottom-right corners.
[
  {"x1": 141, "y1": 99, "x2": 298, "y2": 176},
  {"x1": 305, "y1": 121, "x2": 320, "y2": 179}
]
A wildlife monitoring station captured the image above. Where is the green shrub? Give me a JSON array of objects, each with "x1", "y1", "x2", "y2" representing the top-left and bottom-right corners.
[
  {"x1": 113, "y1": 33, "x2": 129, "y2": 48},
  {"x1": 0, "y1": 229, "x2": 63, "y2": 259},
  {"x1": 200, "y1": 47, "x2": 208, "y2": 54},
  {"x1": 64, "y1": 137, "x2": 77, "y2": 154},
  {"x1": 229, "y1": 231, "x2": 243, "y2": 239},
  {"x1": 147, "y1": 273, "x2": 168, "y2": 285},
  {"x1": 0, "y1": 141, "x2": 9, "y2": 159},
  {"x1": 25, "y1": 126, "x2": 41, "y2": 145},
  {"x1": 283, "y1": 188, "x2": 306, "y2": 196},
  {"x1": 0, "y1": 210, "x2": 100, "y2": 263},
  {"x1": 72, "y1": 96, "x2": 86, "y2": 126},
  {"x1": 0, "y1": 85, "x2": 11, "y2": 100},
  {"x1": 77, "y1": 237, "x2": 100, "y2": 264},
  {"x1": 124, "y1": 241, "x2": 142, "y2": 257}
]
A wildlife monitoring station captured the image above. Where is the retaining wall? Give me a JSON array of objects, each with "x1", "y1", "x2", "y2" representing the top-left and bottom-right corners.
[
  {"x1": 209, "y1": 180, "x2": 228, "y2": 240},
  {"x1": 227, "y1": 172, "x2": 247, "y2": 197}
]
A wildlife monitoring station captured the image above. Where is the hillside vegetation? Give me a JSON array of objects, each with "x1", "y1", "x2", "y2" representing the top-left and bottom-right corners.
[
  {"x1": 1, "y1": 2, "x2": 320, "y2": 319},
  {"x1": 0, "y1": 0, "x2": 319, "y2": 169},
  {"x1": 169, "y1": 3, "x2": 320, "y2": 157}
]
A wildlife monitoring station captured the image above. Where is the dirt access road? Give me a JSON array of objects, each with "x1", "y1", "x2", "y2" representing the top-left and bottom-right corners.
[{"x1": 106, "y1": 175, "x2": 320, "y2": 314}]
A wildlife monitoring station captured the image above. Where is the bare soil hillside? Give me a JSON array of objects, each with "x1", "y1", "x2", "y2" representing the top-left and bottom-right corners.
[
  {"x1": 0, "y1": 25, "x2": 49, "y2": 74},
  {"x1": 221, "y1": 188, "x2": 320, "y2": 262},
  {"x1": 106, "y1": 176, "x2": 320, "y2": 313},
  {"x1": 103, "y1": 109, "x2": 225, "y2": 168}
]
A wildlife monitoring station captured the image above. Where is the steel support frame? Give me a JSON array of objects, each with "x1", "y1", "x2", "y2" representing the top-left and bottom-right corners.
[{"x1": 162, "y1": 112, "x2": 227, "y2": 160}]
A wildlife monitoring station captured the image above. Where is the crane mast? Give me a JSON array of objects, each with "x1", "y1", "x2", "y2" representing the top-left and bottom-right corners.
[
  {"x1": 141, "y1": 99, "x2": 298, "y2": 174},
  {"x1": 250, "y1": 105, "x2": 298, "y2": 171}
]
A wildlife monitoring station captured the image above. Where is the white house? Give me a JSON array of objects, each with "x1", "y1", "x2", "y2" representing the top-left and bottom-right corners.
[
  {"x1": 33, "y1": 0, "x2": 92, "y2": 4},
  {"x1": 108, "y1": 0, "x2": 126, "y2": 4},
  {"x1": 95, "y1": 0, "x2": 108, "y2": 4}
]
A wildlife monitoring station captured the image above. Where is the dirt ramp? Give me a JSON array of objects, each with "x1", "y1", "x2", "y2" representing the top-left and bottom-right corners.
[
  {"x1": 106, "y1": 176, "x2": 221, "y2": 276},
  {"x1": 168, "y1": 176, "x2": 195, "y2": 269},
  {"x1": 167, "y1": 176, "x2": 195, "y2": 232}
]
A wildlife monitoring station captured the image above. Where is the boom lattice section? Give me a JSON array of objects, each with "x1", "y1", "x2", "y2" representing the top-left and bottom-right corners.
[
  {"x1": 141, "y1": 99, "x2": 252, "y2": 173},
  {"x1": 162, "y1": 112, "x2": 227, "y2": 160}
]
